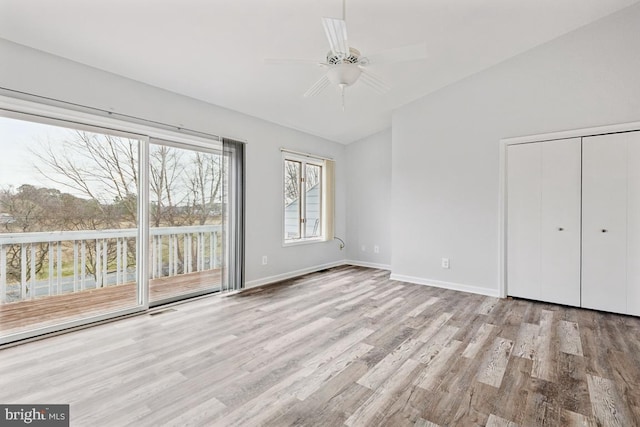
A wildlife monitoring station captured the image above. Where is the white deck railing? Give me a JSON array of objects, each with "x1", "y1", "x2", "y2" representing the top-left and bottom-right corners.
[{"x1": 0, "y1": 225, "x2": 222, "y2": 303}]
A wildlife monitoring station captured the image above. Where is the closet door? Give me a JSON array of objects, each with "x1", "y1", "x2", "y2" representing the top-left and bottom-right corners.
[
  {"x1": 507, "y1": 138, "x2": 581, "y2": 305},
  {"x1": 628, "y1": 135, "x2": 640, "y2": 316},
  {"x1": 540, "y1": 139, "x2": 581, "y2": 306},
  {"x1": 582, "y1": 132, "x2": 640, "y2": 314},
  {"x1": 507, "y1": 143, "x2": 542, "y2": 300}
]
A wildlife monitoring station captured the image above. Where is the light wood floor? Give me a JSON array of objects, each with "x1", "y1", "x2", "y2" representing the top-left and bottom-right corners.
[
  {"x1": 0, "y1": 269, "x2": 221, "y2": 335},
  {"x1": 1, "y1": 265, "x2": 639, "y2": 426}
]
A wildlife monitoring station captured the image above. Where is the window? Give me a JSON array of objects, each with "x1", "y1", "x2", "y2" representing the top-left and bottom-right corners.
[{"x1": 283, "y1": 151, "x2": 333, "y2": 243}]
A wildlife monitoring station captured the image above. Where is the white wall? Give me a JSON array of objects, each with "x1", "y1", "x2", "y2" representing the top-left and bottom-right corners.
[
  {"x1": 391, "y1": 4, "x2": 640, "y2": 296},
  {"x1": 345, "y1": 129, "x2": 392, "y2": 269},
  {"x1": 0, "y1": 39, "x2": 347, "y2": 287}
]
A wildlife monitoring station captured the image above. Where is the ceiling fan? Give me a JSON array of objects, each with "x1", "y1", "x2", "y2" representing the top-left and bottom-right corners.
[{"x1": 266, "y1": 0, "x2": 427, "y2": 109}]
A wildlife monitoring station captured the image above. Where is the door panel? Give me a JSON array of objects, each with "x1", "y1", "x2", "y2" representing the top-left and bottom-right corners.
[
  {"x1": 626, "y1": 132, "x2": 640, "y2": 315},
  {"x1": 540, "y1": 139, "x2": 581, "y2": 306},
  {"x1": 582, "y1": 134, "x2": 627, "y2": 314},
  {"x1": 507, "y1": 143, "x2": 542, "y2": 300},
  {"x1": 148, "y1": 140, "x2": 225, "y2": 305},
  {"x1": 0, "y1": 115, "x2": 144, "y2": 344}
]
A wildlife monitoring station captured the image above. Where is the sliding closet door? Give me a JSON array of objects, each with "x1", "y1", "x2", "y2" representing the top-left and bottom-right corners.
[
  {"x1": 507, "y1": 138, "x2": 581, "y2": 306},
  {"x1": 582, "y1": 132, "x2": 640, "y2": 314}
]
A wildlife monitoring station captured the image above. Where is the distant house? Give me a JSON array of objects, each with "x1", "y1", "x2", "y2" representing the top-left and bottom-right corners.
[
  {"x1": 284, "y1": 183, "x2": 321, "y2": 239},
  {"x1": 0, "y1": 213, "x2": 16, "y2": 224}
]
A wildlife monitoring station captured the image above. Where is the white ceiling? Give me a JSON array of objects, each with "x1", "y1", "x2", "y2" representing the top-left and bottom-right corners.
[{"x1": 0, "y1": 0, "x2": 637, "y2": 143}]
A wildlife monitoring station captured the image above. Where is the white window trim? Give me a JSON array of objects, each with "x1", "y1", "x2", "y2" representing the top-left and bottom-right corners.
[{"x1": 282, "y1": 150, "x2": 329, "y2": 246}]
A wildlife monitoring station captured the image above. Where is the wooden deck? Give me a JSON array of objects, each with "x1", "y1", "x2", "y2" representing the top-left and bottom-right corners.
[{"x1": 0, "y1": 269, "x2": 221, "y2": 335}]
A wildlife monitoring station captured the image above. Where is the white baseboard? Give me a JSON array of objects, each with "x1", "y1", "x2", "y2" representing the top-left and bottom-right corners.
[
  {"x1": 389, "y1": 273, "x2": 500, "y2": 298},
  {"x1": 344, "y1": 260, "x2": 391, "y2": 271},
  {"x1": 245, "y1": 260, "x2": 346, "y2": 289},
  {"x1": 246, "y1": 263, "x2": 500, "y2": 298}
]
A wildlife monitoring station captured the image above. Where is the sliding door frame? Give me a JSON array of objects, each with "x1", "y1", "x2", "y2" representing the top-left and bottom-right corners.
[
  {"x1": 0, "y1": 108, "x2": 149, "y2": 344},
  {"x1": 0, "y1": 94, "x2": 242, "y2": 345},
  {"x1": 148, "y1": 137, "x2": 227, "y2": 306}
]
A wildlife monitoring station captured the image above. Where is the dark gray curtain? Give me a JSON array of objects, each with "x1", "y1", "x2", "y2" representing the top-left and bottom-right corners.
[{"x1": 222, "y1": 138, "x2": 245, "y2": 291}]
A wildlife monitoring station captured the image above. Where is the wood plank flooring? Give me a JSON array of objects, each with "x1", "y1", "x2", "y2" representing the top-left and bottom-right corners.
[{"x1": 1, "y1": 265, "x2": 639, "y2": 426}]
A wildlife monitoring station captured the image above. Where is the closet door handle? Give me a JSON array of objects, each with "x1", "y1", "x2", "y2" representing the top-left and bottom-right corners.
[
  {"x1": 557, "y1": 227, "x2": 564, "y2": 231},
  {"x1": 601, "y1": 229, "x2": 608, "y2": 233}
]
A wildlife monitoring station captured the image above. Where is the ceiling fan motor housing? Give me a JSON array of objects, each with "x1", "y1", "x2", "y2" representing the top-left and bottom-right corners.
[{"x1": 326, "y1": 47, "x2": 363, "y2": 64}]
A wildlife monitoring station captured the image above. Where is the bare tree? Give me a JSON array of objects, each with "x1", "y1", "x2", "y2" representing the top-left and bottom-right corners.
[
  {"x1": 0, "y1": 185, "x2": 106, "y2": 283},
  {"x1": 284, "y1": 160, "x2": 321, "y2": 206},
  {"x1": 185, "y1": 152, "x2": 223, "y2": 225},
  {"x1": 32, "y1": 131, "x2": 138, "y2": 224},
  {"x1": 149, "y1": 145, "x2": 184, "y2": 227},
  {"x1": 28, "y1": 132, "x2": 140, "y2": 282},
  {"x1": 284, "y1": 160, "x2": 301, "y2": 206}
]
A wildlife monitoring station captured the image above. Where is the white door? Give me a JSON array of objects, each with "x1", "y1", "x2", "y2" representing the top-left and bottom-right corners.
[
  {"x1": 507, "y1": 143, "x2": 542, "y2": 300},
  {"x1": 582, "y1": 133, "x2": 629, "y2": 314},
  {"x1": 540, "y1": 139, "x2": 581, "y2": 306},
  {"x1": 628, "y1": 133, "x2": 640, "y2": 316},
  {"x1": 507, "y1": 139, "x2": 581, "y2": 305}
]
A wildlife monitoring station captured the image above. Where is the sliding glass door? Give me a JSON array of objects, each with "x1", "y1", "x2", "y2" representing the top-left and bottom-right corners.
[
  {"x1": 0, "y1": 109, "x2": 245, "y2": 344},
  {"x1": 0, "y1": 115, "x2": 145, "y2": 341},
  {"x1": 148, "y1": 139, "x2": 225, "y2": 304}
]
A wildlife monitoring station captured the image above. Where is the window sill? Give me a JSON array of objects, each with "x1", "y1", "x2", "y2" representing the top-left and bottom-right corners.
[{"x1": 283, "y1": 237, "x2": 326, "y2": 247}]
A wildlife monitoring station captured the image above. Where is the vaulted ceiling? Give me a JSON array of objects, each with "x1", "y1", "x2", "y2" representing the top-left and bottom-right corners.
[{"x1": 1, "y1": 0, "x2": 637, "y2": 143}]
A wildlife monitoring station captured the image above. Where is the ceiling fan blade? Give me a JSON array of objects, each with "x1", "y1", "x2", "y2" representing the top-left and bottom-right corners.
[
  {"x1": 304, "y1": 75, "x2": 330, "y2": 98},
  {"x1": 322, "y1": 17, "x2": 349, "y2": 57},
  {"x1": 366, "y1": 42, "x2": 428, "y2": 65},
  {"x1": 265, "y1": 58, "x2": 327, "y2": 66},
  {"x1": 359, "y1": 69, "x2": 390, "y2": 94}
]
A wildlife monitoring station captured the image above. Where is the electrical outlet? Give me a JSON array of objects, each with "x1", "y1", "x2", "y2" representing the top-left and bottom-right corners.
[
  {"x1": 374, "y1": 245, "x2": 380, "y2": 254},
  {"x1": 262, "y1": 256, "x2": 268, "y2": 265},
  {"x1": 441, "y1": 258, "x2": 450, "y2": 269}
]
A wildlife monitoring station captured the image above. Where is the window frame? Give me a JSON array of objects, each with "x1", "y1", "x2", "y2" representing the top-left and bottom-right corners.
[{"x1": 282, "y1": 152, "x2": 325, "y2": 246}]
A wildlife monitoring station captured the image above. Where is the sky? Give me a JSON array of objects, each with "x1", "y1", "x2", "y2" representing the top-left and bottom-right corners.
[
  {"x1": 0, "y1": 115, "x2": 143, "y2": 201},
  {"x1": 0, "y1": 115, "x2": 69, "y2": 189}
]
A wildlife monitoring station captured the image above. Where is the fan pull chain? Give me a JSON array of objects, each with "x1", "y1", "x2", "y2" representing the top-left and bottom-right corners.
[{"x1": 341, "y1": 85, "x2": 346, "y2": 111}]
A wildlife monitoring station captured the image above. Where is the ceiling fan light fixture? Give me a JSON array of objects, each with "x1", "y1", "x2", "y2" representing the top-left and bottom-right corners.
[{"x1": 326, "y1": 63, "x2": 362, "y2": 87}]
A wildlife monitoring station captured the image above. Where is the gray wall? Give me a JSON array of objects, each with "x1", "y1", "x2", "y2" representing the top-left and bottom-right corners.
[
  {"x1": 391, "y1": 4, "x2": 640, "y2": 294},
  {"x1": 345, "y1": 129, "x2": 392, "y2": 268},
  {"x1": 0, "y1": 38, "x2": 347, "y2": 287}
]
